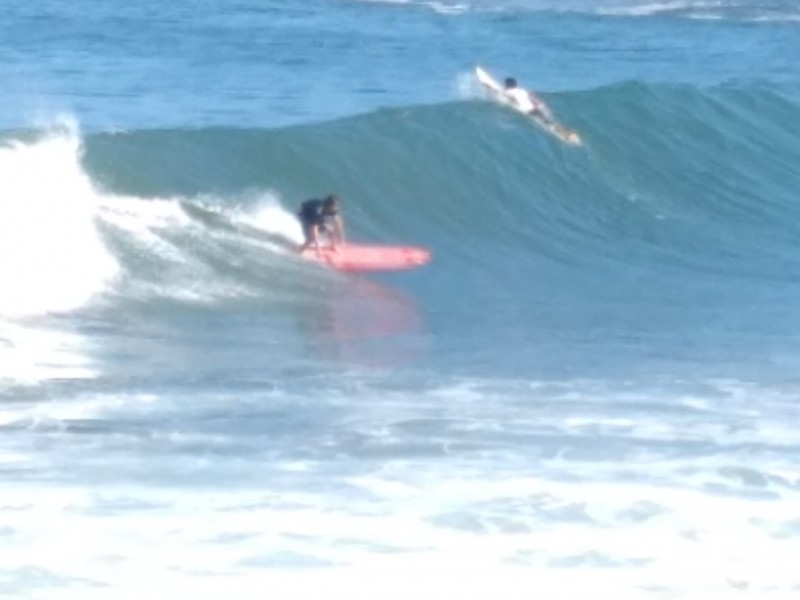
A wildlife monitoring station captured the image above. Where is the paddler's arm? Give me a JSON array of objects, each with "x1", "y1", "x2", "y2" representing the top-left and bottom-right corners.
[{"x1": 528, "y1": 92, "x2": 554, "y2": 121}]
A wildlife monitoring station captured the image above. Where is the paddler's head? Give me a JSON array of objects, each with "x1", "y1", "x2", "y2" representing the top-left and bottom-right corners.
[{"x1": 504, "y1": 77, "x2": 517, "y2": 89}]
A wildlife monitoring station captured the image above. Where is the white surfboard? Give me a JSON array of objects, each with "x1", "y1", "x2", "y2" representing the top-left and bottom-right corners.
[{"x1": 475, "y1": 66, "x2": 582, "y2": 146}]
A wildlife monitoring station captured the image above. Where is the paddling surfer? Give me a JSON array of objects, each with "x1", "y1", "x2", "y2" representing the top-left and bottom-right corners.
[{"x1": 502, "y1": 77, "x2": 553, "y2": 122}]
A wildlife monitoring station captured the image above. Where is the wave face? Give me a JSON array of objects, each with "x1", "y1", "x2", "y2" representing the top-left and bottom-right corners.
[
  {"x1": 3, "y1": 79, "x2": 800, "y2": 378},
  {"x1": 79, "y1": 80, "x2": 800, "y2": 273}
]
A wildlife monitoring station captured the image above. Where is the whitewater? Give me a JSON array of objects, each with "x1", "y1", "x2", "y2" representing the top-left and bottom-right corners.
[{"x1": 2, "y1": 0, "x2": 800, "y2": 598}]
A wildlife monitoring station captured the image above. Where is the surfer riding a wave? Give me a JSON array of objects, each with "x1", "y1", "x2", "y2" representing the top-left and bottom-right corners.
[
  {"x1": 298, "y1": 194, "x2": 346, "y2": 255},
  {"x1": 296, "y1": 195, "x2": 431, "y2": 272}
]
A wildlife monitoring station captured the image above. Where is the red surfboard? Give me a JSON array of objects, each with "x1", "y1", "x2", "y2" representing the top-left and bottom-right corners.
[{"x1": 301, "y1": 244, "x2": 431, "y2": 272}]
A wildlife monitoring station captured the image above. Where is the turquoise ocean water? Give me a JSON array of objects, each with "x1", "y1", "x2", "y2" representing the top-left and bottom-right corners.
[{"x1": 2, "y1": 1, "x2": 800, "y2": 597}]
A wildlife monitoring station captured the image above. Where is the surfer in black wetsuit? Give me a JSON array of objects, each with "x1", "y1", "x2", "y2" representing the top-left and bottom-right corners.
[{"x1": 297, "y1": 194, "x2": 345, "y2": 253}]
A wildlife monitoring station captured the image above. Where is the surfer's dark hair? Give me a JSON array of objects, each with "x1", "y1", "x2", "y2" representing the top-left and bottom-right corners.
[{"x1": 504, "y1": 77, "x2": 517, "y2": 88}]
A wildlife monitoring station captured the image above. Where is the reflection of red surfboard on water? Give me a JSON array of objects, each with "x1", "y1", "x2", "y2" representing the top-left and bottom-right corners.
[
  {"x1": 475, "y1": 65, "x2": 582, "y2": 146},
  {"x1": 301, "y1": 244, "x2": 431, "y2": 272}
]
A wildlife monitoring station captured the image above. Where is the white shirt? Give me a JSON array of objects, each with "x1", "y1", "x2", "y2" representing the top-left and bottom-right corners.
[{"x1": 504, "y1": 87, "x2": 535, "y2": 113}]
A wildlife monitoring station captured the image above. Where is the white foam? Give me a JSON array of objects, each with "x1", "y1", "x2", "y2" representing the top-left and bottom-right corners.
[
  {"x1": 0, "y1": 319, "x2": 98, "y2": 383},
  {"x1": 457, "y1": 70, "x2": 485, "y2": 100},
  {"x1": 0, "y1": 126, "x2": 118, "y2": 318},
  {"x1": 227, "y1": 192, "x2": 305, "y2": 245},
  {"x1": 4, "y1": 345, "x2": 800, "y2": 596},
  {"x1": 429, "y1": 1, "x2": 469, "y2": 14},
  {"x1": 596, "y1": 0, "x2": 706, "y2": 16},
  {"x1": 352, "y1": 0, "x2": 800, "y2": 22},
  {"x1": 353, "y1": 0, "x2": 469, "y2": 15},
  {"x1": 93, "y1": 190, "x2": 306, "y2": 304},
  {"x1": 593, "y1": 0, "x2": 800, "y2": 22}
]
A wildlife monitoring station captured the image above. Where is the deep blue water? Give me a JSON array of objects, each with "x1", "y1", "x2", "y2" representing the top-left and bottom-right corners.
[{"x1": 1, "y1": 1, "x2": 800, "y2": 597}]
